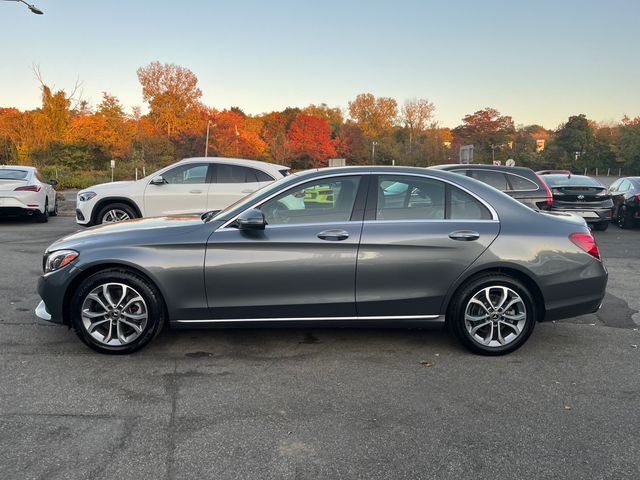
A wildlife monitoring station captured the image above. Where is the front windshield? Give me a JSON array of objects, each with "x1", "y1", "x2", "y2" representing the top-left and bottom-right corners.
[{"x1": 204, "y1": 173, "x2": 301, "y2": 222}]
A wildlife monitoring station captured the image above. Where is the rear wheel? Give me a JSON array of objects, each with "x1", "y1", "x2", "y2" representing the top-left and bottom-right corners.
[
  {"x1": 36, "y1": 199, "x2": 49, "y2": 223},
  {"x1": 50, "y1": 196, "x2": 58, "y2": 216},
  {"x1": 70, "y1": 269, "x2": 165, "y2": 354},
  {"x1": 592, "y1": 221, "x2": 609, "y2": 231},
  {"x1": 97, "y1": 202, "x2": 137, "y2": 224},
  {"x1": 448, "y1": 274, "x2": 537, "y2": 355},
  {"x1": 617, "y1": 207, "x2": 632, "y2": 229}
]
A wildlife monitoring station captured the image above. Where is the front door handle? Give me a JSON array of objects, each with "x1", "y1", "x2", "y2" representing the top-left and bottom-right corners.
[
  {"x1": 317, "y1": 229, "x2": 349, "y2": 241},
  {"x1": 449, "y1": 230, "x2": 480, "y2": 241},
  {"x1": 189, "y1": 189, "x2": 203, "y2": 194}
]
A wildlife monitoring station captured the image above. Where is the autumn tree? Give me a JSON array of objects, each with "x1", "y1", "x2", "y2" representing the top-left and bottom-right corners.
[
  {"x1": 302, "y1": 103, "x2": 343, "y2": 135},
  {"x1": 617, "y1": 116, "x2": 640, "y2": 171},
  {"x1": 348, "y1": 93, "x2": 398, "y2": 138},
  {"x1": 401, "y1": 98, "x2": 435, "y2": 153},
  {"x1": 137, "y1": 61, "x2": 202, "y2": 137},
  {"x1": 287, "y1": 114, "x2": 336, "y2": 168},
  {"x1": 336, "y1": 123, "x2": 369, "y2": 165},
  {"x1": 452, "y1": 108, "x2": 515, "y2": 162}
]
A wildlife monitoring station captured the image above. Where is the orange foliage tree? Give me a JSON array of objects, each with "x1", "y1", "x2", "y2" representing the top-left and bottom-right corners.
[{"x1": 287, "y1": 114, "x2": 336, "y2": 168}]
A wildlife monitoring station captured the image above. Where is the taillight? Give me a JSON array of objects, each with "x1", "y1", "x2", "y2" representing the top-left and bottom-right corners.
[
  {"x1": 536, "y1": 174, "x2": 552, "y2": 206},
  {"x1": 14, "y1": 185, "x2": 41, "y2": 192},
  {"x1": 569, "y1": 232, "x2": 600, "y2": 260}
]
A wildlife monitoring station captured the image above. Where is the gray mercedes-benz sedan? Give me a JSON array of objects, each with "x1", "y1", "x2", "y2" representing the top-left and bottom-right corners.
[{"x1": 35, "y1": 166, "x2": 607, "y2": 355}]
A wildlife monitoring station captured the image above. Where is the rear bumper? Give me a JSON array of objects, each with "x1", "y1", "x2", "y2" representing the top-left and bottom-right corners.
[
  {"x1": 541, "y1": 261, "x2": 608, "y2": 321},
  {"x1": 550, "y1": 207, "x2": 611, "y2": 224},
  {"x1": 0, "y1": 206, "x2": 41, "y2": 216}
]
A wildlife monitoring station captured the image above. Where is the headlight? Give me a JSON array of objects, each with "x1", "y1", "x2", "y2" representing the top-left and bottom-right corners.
[
  {"x1": 78, "y1": 191, "x2": 97, "y2": 202},
  {"x1": 44, "y1": 250, "x2": 79, "y2": 274}
]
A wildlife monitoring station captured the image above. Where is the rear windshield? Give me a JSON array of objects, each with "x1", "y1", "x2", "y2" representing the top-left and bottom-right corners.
[
  {"x1": 0, "y1": 169, "x2": 29, "y2": 180},
  {"x1": 542, "y1": 175, "x2": 601, "y2": 187}
]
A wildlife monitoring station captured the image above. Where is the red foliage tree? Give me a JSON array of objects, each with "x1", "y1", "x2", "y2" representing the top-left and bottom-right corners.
[{"x1": 287, "y1": 114, "x2": 336, "y2": 168}]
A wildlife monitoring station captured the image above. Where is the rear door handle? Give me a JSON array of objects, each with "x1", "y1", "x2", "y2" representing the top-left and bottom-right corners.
[
  {"x1": 449, "y1": 230, "x2": 480, "y2": 241},
  {"x1": 189, "y1": 189, "x2": 203, "y2": 194},
  {"x1": 317, "y1": 229, "x2": 349, "y2": 241}
]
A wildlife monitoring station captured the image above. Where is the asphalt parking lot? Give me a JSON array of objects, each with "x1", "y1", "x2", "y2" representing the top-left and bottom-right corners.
[{"x1": 1, "y1": 216, "x2": 639, "y2": 480}]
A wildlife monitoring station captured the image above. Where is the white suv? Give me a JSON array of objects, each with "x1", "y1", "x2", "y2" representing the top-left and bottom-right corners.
[
  {"x1": 0, "y1": 166, "x2": 58, "y2": 222},
  {"x1": 76, "y1": 157, "x2": 289, "y2": 226}
]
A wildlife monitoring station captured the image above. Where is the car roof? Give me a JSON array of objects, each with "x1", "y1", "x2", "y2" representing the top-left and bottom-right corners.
[
  {"x1": 179, "y1": 157, "x2": 288, "y2": 171},
  {"x1": 0, "y1": 165, "x2": 35, "y2": 172},
  {"x1": 431, "y1": 163, "x2": 535, "y2": 175}
]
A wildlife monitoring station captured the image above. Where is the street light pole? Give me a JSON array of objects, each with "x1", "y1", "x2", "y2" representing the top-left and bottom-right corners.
[
  {"x1": 371, "y1": 141, "x2": 378, "y2": 165},
  {"x1": 3, "y1": 0, "x2": 44, "y2": 14},
  {"x1": 204, "y1": 121, "x2": 214, "y2": 157}
]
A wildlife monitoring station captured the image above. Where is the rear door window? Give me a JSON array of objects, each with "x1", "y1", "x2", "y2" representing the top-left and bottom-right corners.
[
  {"x1": 215, "y1": 164, "x2": 273, "y2": 183},
  {"x1": 506, "y1": 174, "x2": 538, "y2": 191},
  {"x1": 469, "y1": 170, "x2": 509, "y2": 190}
]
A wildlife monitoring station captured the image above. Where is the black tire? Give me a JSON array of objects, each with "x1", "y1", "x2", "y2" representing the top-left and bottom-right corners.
[
  {"x1": 617, "y1": 207, "x2": 632, "y2": 229},
  {"x1": 36, "y1": 200, "x2": 49, "y2": 223},
  {"x1": 592, "y1": 221, "x2": 609, "y2": 231},
  {"x1": 96, "y1": 202, "x2": 137, "y2": 224},
  {"x1": 70, "y1": 269, "x2": 165, "y2": 354},
  {"x1": 50, "y1": 197, "x2": 58, "y2": 216},
  {"x1": 447, "y1": 274, "x2": 537, "y2": 355}
]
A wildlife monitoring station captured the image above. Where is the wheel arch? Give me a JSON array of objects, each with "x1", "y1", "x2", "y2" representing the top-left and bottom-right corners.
[
  {"x1": 62, "y1": 262, "x2": 169, "y2": 326},
  {"x1": 91, "y1": 197, "x2": 142, "y2": 224},
  {"x1": 443, "y1": 265, "x2": 546, "y2": 322}
]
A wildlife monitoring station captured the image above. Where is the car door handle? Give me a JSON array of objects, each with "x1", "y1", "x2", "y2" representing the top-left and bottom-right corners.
[
  {"x1": 189, "y1": 189, "x2": 203, "y2": 194},
  {"x1": 449, "y1": 230, "x2": 480, "y2": 241},
  {"x1": 317, "y1": 229, "x2": 349, "y2": 241}
]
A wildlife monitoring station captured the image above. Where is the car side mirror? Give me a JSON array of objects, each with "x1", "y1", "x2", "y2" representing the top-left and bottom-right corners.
[
  {"x1": 236, "y1": 208, "x2": 266, "y2": 230},
  {"x1": 150, "y1": 175, "x2": 166, "y2": 185},
  {"x1": 49, "y1": 179, "x2": 58, "y2": 186}
]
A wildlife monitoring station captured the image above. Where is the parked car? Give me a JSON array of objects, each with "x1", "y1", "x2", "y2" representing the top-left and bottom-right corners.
[
  {"x1": 430, "y1": 164, "x2": 552, "y2": 210},
  {"x1": 0, "y1": 165, "x2": 58, "y2": 222},
  {"x1": 608, "y1": 176, "x2": 640, "y2": 228},
  {"x1": 36, "y1": 166, "x2": 607, "y2": 356},
  {"x1": 75, "y1": 157, "x2": 289, "y2": 226},
  {"x1": 537, "y1": 172, "x2": 613, "y2": 230}
]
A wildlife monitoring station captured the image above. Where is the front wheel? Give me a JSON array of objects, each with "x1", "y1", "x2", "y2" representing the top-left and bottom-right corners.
[
  {"x1": 448, "y1": 274, "x2": 537, "y2": 355},
  {"x1": 97, "y1": 203, "x2": 137, "y2": 224},
  {"x1": 70, "y1": 269, "x2": 165, "y2": 354}
]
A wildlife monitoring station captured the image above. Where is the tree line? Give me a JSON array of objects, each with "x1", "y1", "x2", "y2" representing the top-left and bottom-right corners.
[{"x1": 1, "y1": 61, "x2": 638, "y2": 187}]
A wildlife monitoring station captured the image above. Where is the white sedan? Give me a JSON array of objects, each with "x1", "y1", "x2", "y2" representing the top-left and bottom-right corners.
[
  {"x1": 0, "y1": 166, "x2": 58, "y2": 222},
  {"x1": 76, "y1": 157, "x2": 289, "y2": 226}
]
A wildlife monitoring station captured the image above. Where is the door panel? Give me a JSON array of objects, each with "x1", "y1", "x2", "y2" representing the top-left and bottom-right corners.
[
  {"x1": 204, "y1": 174, "x2": 366, "y2": 319},
  {"x1": 356, "y1": 220, "x2": 499, "y2": 316},
  {"x1": 356, "y1": 174, "x2": 499, "y2": 316},
  {"x1": 205, "y1": 222, "x2": 362, "y2": 318}
]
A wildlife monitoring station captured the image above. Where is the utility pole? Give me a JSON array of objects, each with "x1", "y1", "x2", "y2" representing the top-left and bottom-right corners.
[
  {"x1": 371, "y1": 141, "x2": 378, "y2": 165},
  {"x1": 204, "y1": 121, "x2": 214, "y2": 157}
]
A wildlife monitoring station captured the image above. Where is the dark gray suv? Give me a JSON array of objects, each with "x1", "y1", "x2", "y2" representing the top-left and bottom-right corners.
[
  {"x1": 35, "y1": 166, "x2": 607, "y2": 355},
  {"x1": 430, "y1": 164, "x2": 552, "y2": 210}
]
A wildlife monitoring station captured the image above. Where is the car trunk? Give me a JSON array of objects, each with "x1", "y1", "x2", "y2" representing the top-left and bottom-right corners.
[
  {"x1": 0, "y1": 179, "x2": 28, "y2": 192},
  {"x1": 552, "y1": 186, "x2": 610, "y2": 206}
]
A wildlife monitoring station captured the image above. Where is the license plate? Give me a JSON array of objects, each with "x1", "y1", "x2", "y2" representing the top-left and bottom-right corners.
[{"x1": 572, "y1": 211, "x2": 599, "y2": 218}]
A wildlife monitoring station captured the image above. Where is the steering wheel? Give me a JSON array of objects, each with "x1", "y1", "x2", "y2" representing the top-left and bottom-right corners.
[{"x1": 262, "y1": 200, "x2": 291, "y2": 224}]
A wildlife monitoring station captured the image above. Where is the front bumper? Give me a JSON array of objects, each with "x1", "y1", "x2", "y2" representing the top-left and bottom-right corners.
[
  {"x1": 35, "y1": 266, "x2": 81, "y2": 325},
  {"x1": 35, "y1": 300, "x2": 53, "y2": 322}
]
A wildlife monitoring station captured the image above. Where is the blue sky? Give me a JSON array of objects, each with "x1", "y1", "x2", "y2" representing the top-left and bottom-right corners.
[{"x1": 1, "y1": 0, "x2": 639, "y2": 128}]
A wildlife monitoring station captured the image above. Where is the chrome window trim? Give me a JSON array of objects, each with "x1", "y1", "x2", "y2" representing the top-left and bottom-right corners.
[
  {"x1": 364, "y1": 219, "x2": 499, "y2": 225},
  {"x1": 217, "y1": 220, "x2": 363, "y2": 233},
  {"x1": 220, "y1": 170, "x2": 499, "y2": 229},
  {"x1": 176, "y1": 314, "x2": 444, "y2": 324}
]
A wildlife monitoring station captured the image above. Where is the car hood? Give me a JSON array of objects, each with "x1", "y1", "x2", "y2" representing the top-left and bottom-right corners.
[
  {"x1": 47, "y1": 215, "x2": 211, "y2": 253},
  {"x1": 79, "y1": 180, "x2": 139, "y2": 194}
]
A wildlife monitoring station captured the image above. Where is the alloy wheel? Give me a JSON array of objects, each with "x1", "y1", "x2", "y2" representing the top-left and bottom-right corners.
[
  {"x1": 464, "y1": 286, "x2": 527, "y2": 347},
  {"x1": 80, "y1": 283, "x2": 148, "y2": 346},
  {"x1": 102, "y1": 209, "x2": 130, "y2": 223}
]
